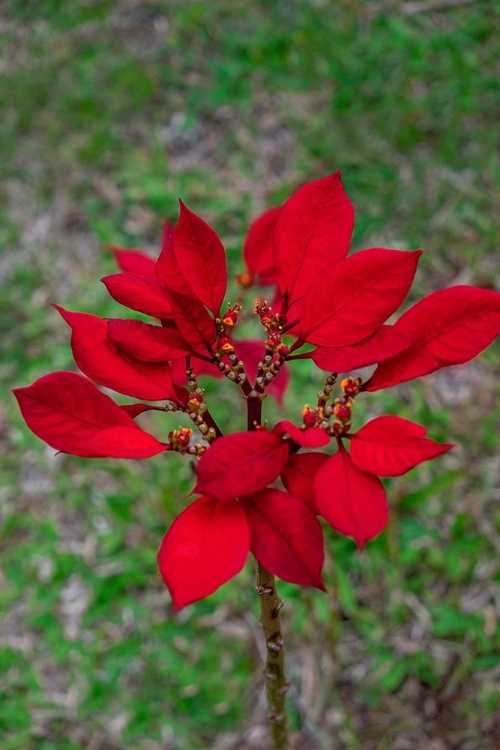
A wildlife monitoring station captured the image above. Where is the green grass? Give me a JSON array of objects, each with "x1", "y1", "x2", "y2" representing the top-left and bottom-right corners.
[{"x1": 1, "y1": 1, "x2": 500, "y2": 748}]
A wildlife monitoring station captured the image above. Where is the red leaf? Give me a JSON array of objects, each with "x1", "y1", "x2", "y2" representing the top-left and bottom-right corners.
[
  {"x1": 348, "y1": 415, "x2": 453, "y2": 476},
  {"x1": 242, "y1": 489, "x2": 325, "y2": 589},
  {"x1": 173, "y1": 201, "x2": 227, "y2": 315},
  {"x1": 311, "y1": 326, "x2": 414, "y2": 372},
  {"x1": 300, "y1": 248, "x2": 422, "y2": 347},
  {"x1": 101, "y1": 272, "x2": 172, "y2": 318},
  {"x1": 120, "y1": 403, "x2": 167, "y2": 418},
  {"x1": 108, "y1": 245, "x2": 156, "y2": 276},
  {"x1": 273, "y1": 420, "x2": 330, "y2": 448},
  {"x1": 274, "y1": 172, "x2": 354, "y2": 306},
  {"x1": 155, "y1": 217, "x2": 197, "y2": 299},
  {"x1": 108, "y1": 319, "x2": 192, "y2": 361},
  {"x1": 281, "y1": 453, "x2": 329, "y2": 513},
  {"x1": 166, "y1": 289, "x2": 217, "y2": 353},
  {"x1": 315, "y1": 447, "x2": 388, "y2": 549},
  {"x1": 366, "y1": 286, "x2": 500, "y2": 390},
  {"x1": 158, "y1": 496, "x2": 250, "y2": 610},
  {"x1": 243, "y1": 206, "x2": 281, "y2": 284},
  {"x1": 235, "y1": 339, "x2": 290, "y2": 405},
  {"x1": 13, "y1": 372, "x2": 166, "y2": 459},
  {"x1": 54, "y1": 306, "x2": 184, "y2": 403},
  {"x1": 194, "y1": 431, "x2": 289, "y2": 501}
]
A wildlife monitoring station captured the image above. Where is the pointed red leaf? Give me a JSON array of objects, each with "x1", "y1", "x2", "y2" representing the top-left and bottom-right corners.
[
  {"x1": 13, "y1": 372, "x2": 166, "y2": 459},
  {"x1": 172, "y1": 201, "x2": 227, "y2": 315},
  {"x1": 101, "y1": 272, "x2": 172, "y2": 318},
  {"x1": 166, "y1": 288, "x2": 217, "y2": 353},
  {"x1": 275, "y1": 172, "x2": 354, "y2": 306},
  {"x1": 366, "y1": 286, "x2": 500, "y2": 390},
  {"x1": 315, "y1": 447, "x2": 388, "y2": 549},
  {"x1": 108, "y1": 319, "x2": 192, "y2": 361},
  {"x1": 54, "y1": 306, "x2": 184, "y2": 403},
  {"x1": 155, "y1": 219, "x2": 195, "y2": 298},
  {"x1": 120, "y1": 403, "x2": 167, "y2": 418},
  {"x1": 194, "y1": 431, "x2": 289, "y2": 501},
  {"x1": 300, "y1": 248, "x2": 422, "y2": 347},
  {"x1": 108, "y1": 245, "x2": 156, "y2": 276},
  {"x1": 158, "y1": 496, "x2": 250, "y2": 610},
  {"x1": 242, "y1": 489, "x2": 325, "y2": 589},
  {"x1": 243, "y1": 206, "x2": 281, "y2": 284},
  {"x1": 348, "y1": 415, "x2": 453, "y2": 476},
  {"x1": 311, "y1": 326, "x2": 415, "y2": 372},
  {"x1": 281, "y1": 453, "x2": 329, "y2": 513},
  {"x1": 273, "y1": 420, "x2": 330, "y2": 448}
]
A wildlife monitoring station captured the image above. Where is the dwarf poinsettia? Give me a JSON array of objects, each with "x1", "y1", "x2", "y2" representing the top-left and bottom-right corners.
[{"x1": 14, "y1": 173, "x2": 500, "y2": 614}]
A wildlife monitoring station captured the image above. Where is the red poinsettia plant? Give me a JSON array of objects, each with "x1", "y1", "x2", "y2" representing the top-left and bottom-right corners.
[{"x1": 14, "y1": 172, "x2": 500, "y2": 747}]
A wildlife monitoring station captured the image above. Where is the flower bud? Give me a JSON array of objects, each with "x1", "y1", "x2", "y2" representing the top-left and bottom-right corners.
[
  {"x1": 340, "y1": 377, "x2": 362, "y2": 397},
  {"x1": 218, "y1": 337, "x2": 234, "y2": 354},
  {"x1": 236, "y1": 272, "x2": 253, "y2": 288},
  {"x1": 301, "y1": 405, "x2": 318, "y2": 428},
  {"x1": 168, "y1": 427, "x2": 193, "y2": 450},
  {"x1": 187, "y1": 393, "x2": 203, "y2": 412},
  {"x1": 221, "y1": 304, "x2": 241, "y2": 330},
  {"x1": 333, "y1": 403, "x2": 351, "y2": 422},
  {"x1": 276, "y1": 343, "x2": 290, "y2": 358}
]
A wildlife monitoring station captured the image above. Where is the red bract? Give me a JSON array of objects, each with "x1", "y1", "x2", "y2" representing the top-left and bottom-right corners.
[
  {"x1": 242, "y1": 489, "x2": 325, "y2": 590},
  {"x1": 273, "y1": 420, "x2": 330, "y2": 448},
  {"x1": 13, "y1": 372, "x2": 167, "y2": 459},
  {"x1": 158, "y1": 495, "x2": 250, "y2": 610},
  {"x1": 311, "y1": 326, "x2": 414, "y2": 373},
  {"x1": 163, "y1": 288, "x2": 217, "y2": 354},
  {"x1": 348, "y1": 416, "x2": 454, "y2": 476},
  {"x1": 281, "y1": 453, "x2": 329, "y2": 513},
  {"x1": 173, "y1": 201, "x2": 227, "y2": 316},
  {"x1": 54, "y1": 306, "x2": 184, "y2": 403},
  {"x1": 242, "y1": 206, "x2": 281, "y2": 285},
  {"x1": 101, "y1": 272, "x2": 174, "y2": 318},
  {"x1": 108, "y1": 245, "x2": 157, "y2": 276},
  {"x1": 366, "y1": 286, "x2": 500, "y2": 390},
  {"x1": 194, "y1": 431, "x2": 290, "y2": 501},
  {"x1": 274, "y1": 172, "x2": 354, "y2": 307},
  {"x1": 107, "y1": 319, "x2": 192, "y2": 362},
  {"x1": 299, "y1": 248, "x2": 422, "y2": 347},
  {"x1": 315, "y1": 447, "x2": 389, "y2": 550},
  {"x1": 14, "y1": 171, "x2": 500, "y2": 611}
]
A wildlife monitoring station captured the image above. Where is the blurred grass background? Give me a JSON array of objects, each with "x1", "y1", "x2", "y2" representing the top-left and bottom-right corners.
[{"x1": 1, "y1": 1, "x2": 499, "y2": 748}]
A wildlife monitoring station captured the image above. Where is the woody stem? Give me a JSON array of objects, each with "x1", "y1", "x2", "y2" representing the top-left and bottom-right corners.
[
  {"x1": 247, "y1": 396, "x2": 289, "y2": 748},
  {"x1": 257, "y1": 565, "x2": 289, "y2": 750}
]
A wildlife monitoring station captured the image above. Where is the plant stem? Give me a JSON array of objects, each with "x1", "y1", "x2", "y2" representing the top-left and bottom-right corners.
[
  {"x1": 203, "y1": 408, "x2": 224, "y2": 439},
  {"x1": 257, "y1": 564, "x2": 289, "y2": 750},
  {"x1": 247, "y1": 393, "x2": 262, "y2": 430},
  {"x1": 247, "y1": 372, "x2": 289, "y2": 747}
]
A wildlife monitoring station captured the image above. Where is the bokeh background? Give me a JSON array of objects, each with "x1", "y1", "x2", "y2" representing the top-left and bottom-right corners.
[{"x1": 1, "y1": 1, "x2": 499, "y2": 748}]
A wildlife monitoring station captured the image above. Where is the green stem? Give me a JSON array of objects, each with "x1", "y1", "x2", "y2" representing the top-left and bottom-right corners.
[{"x1": 257, "y1": 564, "x2": 290, "y2": 750}]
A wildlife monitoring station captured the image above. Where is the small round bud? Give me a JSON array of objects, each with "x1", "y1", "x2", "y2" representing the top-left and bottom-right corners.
[
  {"x1": 340, "y1": 377, "x2": 362, "y2": 397},
  {"x1": 187, "y1": 393, "x2": 203, "y2": 412},
  {"x1": 236, "y1": 272, "x2": 253, "y2": 288},
  {"x1": 276, "y1": 343, "x2": 290, "y2": 357},
  {"x1": 301, "y1": 405, "x2": 318, "y2": 428},
  {"x1": 333, "y1": 403, "x2": 352, "y2": 422}
]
